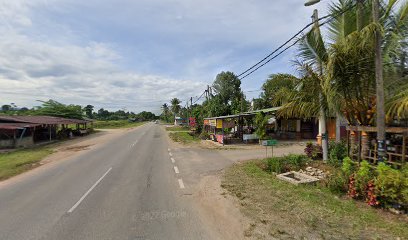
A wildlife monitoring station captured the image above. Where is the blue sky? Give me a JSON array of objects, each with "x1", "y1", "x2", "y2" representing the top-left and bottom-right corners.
[{"x1": 0, "y1": 0, "x2": 330, "y2": 114}]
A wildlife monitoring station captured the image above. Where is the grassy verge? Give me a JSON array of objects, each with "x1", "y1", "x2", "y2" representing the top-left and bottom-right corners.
[
  {"x1": 165, "y1": 126, "x2": 190, "y2": 131},
  {"x1": 222, "y1": 160, "x2": 408, "y2": 239},
  {"x1": 93, "y1": 120, "x2": 146, "y2": 129},
  {"x1": 169, "y1": 132, "x2": 200, "y2": 144},
  {"x1": 0, "y1": 147, "x2": 54, "y2": 181}
]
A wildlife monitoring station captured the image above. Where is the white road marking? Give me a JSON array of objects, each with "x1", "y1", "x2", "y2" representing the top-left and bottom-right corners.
[
  {"x1": 178, "y1": 179, "x2": 185, "y2": 189},
  {"x1": 68, "y1": 167, "x2": 112, "y2": 213},
  {"x1": 169, "y1": 152, "x2": 173, "y2": 157},
  {"x1": 168, "y1": 148, "x2": 171, "y2": 152},
  {"x1": 174, "y1": 166, "x2": 180, "y2": 174},
  {"x1": 171, "y1": 157, "x2": 175, "y2": 163}
]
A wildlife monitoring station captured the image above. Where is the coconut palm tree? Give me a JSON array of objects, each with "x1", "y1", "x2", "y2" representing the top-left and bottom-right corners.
[
  {"x1": 170, "y1": 98, "x2": 181, "y2": 117},
  {"x1": 161, "y1": 103, "x2": 170, "y2": 123}
]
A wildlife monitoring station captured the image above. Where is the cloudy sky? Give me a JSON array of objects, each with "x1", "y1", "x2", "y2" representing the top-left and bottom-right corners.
[{"x1": 0, "y1": 0, "x2": 330, "y2": 114}]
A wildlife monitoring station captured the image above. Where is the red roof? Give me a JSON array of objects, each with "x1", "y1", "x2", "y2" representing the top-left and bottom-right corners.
[
  {"x1": 0, "y1": 116, "x2": 91, "y2": 125},
  {"x1": 0, "y1": 123, "x2": 41, "y2": 130}
]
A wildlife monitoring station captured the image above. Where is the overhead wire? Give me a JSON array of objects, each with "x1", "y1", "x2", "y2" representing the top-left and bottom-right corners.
[{"x1": 237, "y1": 1, "x2": 358, "y2": 80}]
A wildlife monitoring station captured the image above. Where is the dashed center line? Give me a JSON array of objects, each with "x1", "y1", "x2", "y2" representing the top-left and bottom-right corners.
[
  {"x1": 171, "y1": 157, "x2": 175, "y2": 163},
  {"x1": 169, "y1": 152, "x2": 173, "y2": 157},
  {"x1": 167, "y1": 148, "x2": 171, "y2": 152},
  {"x1": 178, "y1": 179, "x2": 185, "y2": 189},
  {"x1": 174, "y1": 166, "x2": 179, "y2": 174}
]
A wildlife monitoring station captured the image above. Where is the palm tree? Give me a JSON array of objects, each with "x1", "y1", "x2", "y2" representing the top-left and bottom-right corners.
[
  {"x1": 161, "y1": 103, "x2": 170, "y2": 123},
  {"x1": 170, "y1": 98, "x2": 181, "y2": 117}
]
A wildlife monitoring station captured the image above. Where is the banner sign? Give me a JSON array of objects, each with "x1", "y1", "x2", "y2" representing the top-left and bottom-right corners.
[
  {"x1": 216, "y1": 119, "x2": 223, "y2": 128},
  {"x1": 189, "y1": 117, "x2": 196, "y2": 127},
  {"x1": 209, "y1": 119, "x2": 216, "y2": 127},
  {"x1": 203, "y1": 119, "x2": 210, "y2": 126}
]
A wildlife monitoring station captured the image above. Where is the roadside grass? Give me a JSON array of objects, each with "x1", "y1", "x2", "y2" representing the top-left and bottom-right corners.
[
  {"x1": 222, "y1": 160, "x2": 408, "y2": 239},
  {"x1": 0, "y1": 147, "x2": 54, "y2": 181},
  {"x1": 93, "y1": 120, "x2": 145, "y2": 129},
  {"x1": 165, "y1": 126, "x2": 190, "y2": 131},
  {"x1": 169, "y1": 132, "x2": 200, "y2": 144}
]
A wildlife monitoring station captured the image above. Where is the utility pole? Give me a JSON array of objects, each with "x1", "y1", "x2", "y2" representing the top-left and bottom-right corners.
[
  {"x1": 356, "y1": 0, "x2": 364, "y2": 31},
  {"x1": 373, "y1": 0, "x2": 386, "y2": 162},
  {"x1": 312, "y1": 9, "x2": 328, "y2": 161}
]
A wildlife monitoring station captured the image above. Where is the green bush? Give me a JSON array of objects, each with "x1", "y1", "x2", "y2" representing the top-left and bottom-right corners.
[
  {"x1": 266, "y1": 154, "x2": 309, "y2": 174},
  {"x1": 266, "y1": 157, "x2": 285, "y2": 174},
  {"x1": 375, "y1": 163, "x2": 408, "y2": 207},
  {"x1": 355, "y1": 161, "x2": 373, "y2": 198},
  {"x1": 341, "y1": 157, "x2": 355, "y2": 177},
  {"x1": 325, "y1": 170, "x2": 348, "y2": 195},
  {"x1": 328, "y1": 141, "x2": 347, "y2": 166},
  {"x1": 198, "y1": 131, "x2": 209, "y2": 140}
]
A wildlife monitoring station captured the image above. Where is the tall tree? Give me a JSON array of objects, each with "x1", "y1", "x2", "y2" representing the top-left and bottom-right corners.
[
  {"x1": 212, "y1": 71, "x2": 246, "y2": 114},
  {"x1": 261, "y1": 73, "x2": 297, "y2": 107},
  {"x1": 170, "y1": 98, "x2": 181, "y2": 116},
  {"x1": 84, "y1": 105, "x2": 94, "y2": 118},
  {"x1": 161, "y1": 103, "x2": 171, "y2": 122},
  {"x1": 34, "y1": 100, "x2": 83, "y2": 119}
]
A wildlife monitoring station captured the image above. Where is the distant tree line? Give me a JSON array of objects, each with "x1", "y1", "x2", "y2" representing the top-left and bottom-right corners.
[{"x1": 0, "y1": 100, "x2": 158, "y2": 121}]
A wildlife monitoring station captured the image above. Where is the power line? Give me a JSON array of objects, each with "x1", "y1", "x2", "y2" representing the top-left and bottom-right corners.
[{"x1": 237, "y1": 1, "x2": 358, "y2": 79}]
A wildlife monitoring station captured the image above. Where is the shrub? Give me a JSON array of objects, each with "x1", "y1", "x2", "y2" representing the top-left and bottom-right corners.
[
  {"x1": 355, "y1": 161, "x2": 373, "y2": 198},
  {"x1": 285, "y1": 154, "x2": 309, "y2": 170},
  {"x1": 266, "y1": 154, "x2": 309, "y2": 174},
  {"x1": 325, "y1": 170, "x2": 348, "y2": 195},
  {"x1": 375, "y1": 163, "x2": 408, "y2": 207},
  {"x1": 199, "y1": 131, "x2": 209, "y2": 140},
  {"x1": 341, "y1": 157, "x2": 355, "y2": 177},
  {"x1": 328, "y1": 141, "x2": 347, "y2": 166},
  {"x1": 304, "y1": 142, "x2": 322, "y2": 160},
  {"x1": 266, "y1": 157, "x2": 285, "y2": 174}
]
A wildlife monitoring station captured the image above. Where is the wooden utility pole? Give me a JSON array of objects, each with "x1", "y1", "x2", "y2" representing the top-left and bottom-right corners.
[{"x1": 373, "y1": 0, "x2": 386, "y2": 162}]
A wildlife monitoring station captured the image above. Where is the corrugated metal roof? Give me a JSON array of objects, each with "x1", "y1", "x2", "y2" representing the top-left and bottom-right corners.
[
  {"x1": 0, "y1": 116, "x2": 91, "y2": 125},
  {"x1": 204, "y1": 107, "x2": 281, "y2": 120},
  {"x1": 0, "y1": 123, "x2": 41, "y2": 130}
]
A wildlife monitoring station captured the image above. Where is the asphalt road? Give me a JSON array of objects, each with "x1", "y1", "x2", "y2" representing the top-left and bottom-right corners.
[{"x1": 0, "y1": 123, "x2": 213, "y2": 240}]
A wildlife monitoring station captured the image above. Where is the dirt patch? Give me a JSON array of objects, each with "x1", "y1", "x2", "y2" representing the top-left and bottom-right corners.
[
  {"x1": 59, "y1": 145, "x2": 92, "y2": 152},
  {"x1": 193, "y1": 174, "x2": 250, "y2": 240}
]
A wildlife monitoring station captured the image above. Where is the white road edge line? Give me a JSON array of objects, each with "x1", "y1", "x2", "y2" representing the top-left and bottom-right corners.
[
  {"x1": 171, "y1": 157, "x2": 175, "y2": 163},
  {"x1": 169, "y1": 152, "x2": 173, "y2": 157},
  {"x1": 67, "y1": 167, "x2": 112, "y2": 213},
  {"x1": 174, "y1": 166, "x2": 179, "y2": 174},
  {"x1": 178, "y1": 179, "x2": 185, "y2": 189}
]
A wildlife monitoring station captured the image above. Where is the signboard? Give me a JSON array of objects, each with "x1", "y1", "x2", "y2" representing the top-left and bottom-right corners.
[
  {"x1": 209, "y1": 119, "x2": 216, "y2": 127},
  {"x1": 216, "y1": 119, "x2": 223, "y2": 129},
  {"x1": 203, "y1": 119, "x2": 209, "y2": 126},
  {"x1": 261, "y1": 139, "x2": 278, "y2": 146},
  {"x1": 189, "y1": 117, "x2": 196, "y2": 127}
]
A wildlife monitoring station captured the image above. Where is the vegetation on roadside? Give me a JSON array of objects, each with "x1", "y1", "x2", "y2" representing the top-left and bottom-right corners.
[
  {"x1": 0, "y1": 147, "x2": 54, "y2": 180},
  {"x1": 222, "y1": 160, "x2": 408, "y2": 239},
  {"x1": 93, "y1": 120, "x2": 145, "y2": 129},
  {"x1": 165, "y1": 126, "x2": 190, "y2": 132},
  {"x1": 168, "y1": 132, "x2": 199, "y2": 144}
]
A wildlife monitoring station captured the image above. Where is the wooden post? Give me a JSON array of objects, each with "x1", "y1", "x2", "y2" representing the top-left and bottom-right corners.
[
  {"x1": 358, "y1": 131, "x2": 362, "y2": 163},
  {"x1": 403, "y1": 134, "x2": 406, "y2": 163},
  {"x1": 49, "y1": 125, "x2": 52, "y2": 141},
  {"x1": 347, "y1": 130, "x2": 350, "y2": 157}
]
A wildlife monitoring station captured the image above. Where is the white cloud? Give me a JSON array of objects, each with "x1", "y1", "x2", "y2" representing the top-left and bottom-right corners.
[{"x1": 0, "y1": 0, "x2": 333, "y2": 113}]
